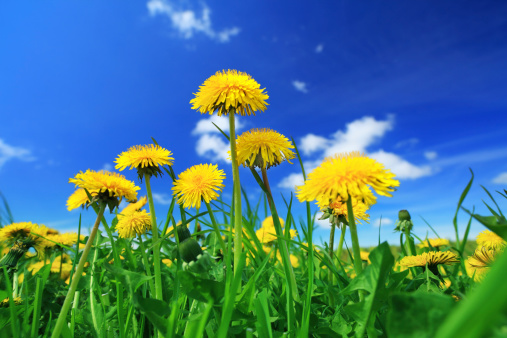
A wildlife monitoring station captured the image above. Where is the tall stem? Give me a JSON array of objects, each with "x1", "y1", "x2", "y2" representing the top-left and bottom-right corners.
[
  {"x1": 145, "y1": 175, "x2": 163, "y2": 303},
  {"x1": 336, "y1": 224, "x2": 346, "y2": 263},
  {"x1": 228, "y1": 110, "x2": 243, "y2": 276},
  {"x1": 346, "y1": 197, "x2": 363, "y2": 277},
  {"x1": 52, "y1": 202, "x2": 106, "y2": 338},
  {"x1": 138, "y1": 236, "x2": 156, "y2": 296},
  {"x1": 205, "y1": 202, "x2": 227, "y2": 255},
  {"x1": 328, "y1": 222, "x2": 336, "y2": 307}
]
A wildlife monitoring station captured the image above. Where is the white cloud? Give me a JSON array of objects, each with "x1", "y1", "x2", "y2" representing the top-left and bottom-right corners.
[
  {"x1": 0, "y1": 139, "x2": 35, "y2": 168},
  {"x1": 101, "y1": 163, "x2": 113, "y2": 172},
  {"x1": 195, "y1": 134, "x2": 231, "y2": 162},
  {"x1": 192, "y1": 115, "x2": 244, "y2": 135},
  {"x1": 147, "y1": 0, "x2": 240, "y2": 42},
  {"x1": 424, "y1": 151, "x2": 438, "y2": 160},
  {"x1": 292, "y1": 80, "x2": 308, "y2": 93},
  {"x1": 314, "y1": 212, "x2": 332, "y2": 229},
  {"x1": 370, "y1": 150, "x2": 432, "y2": 179},
  {"x1": 279, "y1": 115, "x2": 433, "y2": 188},
  {"x1": 278, "y1": 173, "x2": 304, "y2": 189},
  {"x1": 152, "y1": 193, "x2": 173, "y2": 205},
  {"x1": 394, "y1": 138, "x2": 418, "y2": 149},
  {"x1": 315, "y1": 44, "x2": 324, "y2": 53},
  {"x1": 493, "y1": 172, "x2": 507, "y2": 184},
  {"x1": 372, "y1": 217, "x2": 394, "y2": 227}
]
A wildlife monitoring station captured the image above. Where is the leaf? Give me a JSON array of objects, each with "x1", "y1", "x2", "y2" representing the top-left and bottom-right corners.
[
  {"x1": 342, "y1": 242, "x2": 394, "y2": 337},
  {"x1": 103, "y1": 264, "x2": 153, "y2": 295},
  {"x1": 387, "y1": 292, "x2": 455, "y2": 338},
  {"x1": 178, "y1": 271, "x2": 225, "y2": 303},
  {"x1": 254, "y1": 289, "x2": 273, "y2": 338},
  {"x1": 462, "y1": 207, "x2": 507, "y2": 240},
  {"x1": 132, "y1": 294, "x2": 170, "y2": 337}
]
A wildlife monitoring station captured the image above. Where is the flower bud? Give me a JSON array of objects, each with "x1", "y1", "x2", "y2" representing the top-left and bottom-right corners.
[
  {"x1": 398, "y1": 210, "x2": 411, "y2": 221},
  {"x1": 179, "y1": 238, "x2": 203, "y2": 263},
  {"x1": 177, "y1": 225, "x2": 192, "y2": 242}
]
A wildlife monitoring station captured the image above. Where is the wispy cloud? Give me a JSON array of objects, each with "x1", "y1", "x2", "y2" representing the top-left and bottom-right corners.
[
  {"x1": 315, "y1": 44, "x2": 324, "y2": 53},
  {"x1": 0, "y1": 139, "x2": 35, "y2": 169},
  {"x1": 193, "y1": 115, "x2": 244, "y2": 162},
  {"x1": 152, "y1": 193, "x2": 173, "y2": 205},
  {"x1": 147, "y1": 0, "x2": 240, "y2": 42},
  {"x1": 100, "y1": 163, "x2": 114, "y2": 171},
  {"x1": 292, "y1": 80, "x2": 308, "y2": 93},
  {"x1": 493, "y1": 172, "x2": 507, "y2": 184},
  {"x1": 278, "y1": 115, "x2": 433, "y2": 189},
  {"x1": 372, "y1": 217, "x2": 394, "y2": 227},
  {"x1": 424, "y1": 151, "x2": 438, "y2": 160}
]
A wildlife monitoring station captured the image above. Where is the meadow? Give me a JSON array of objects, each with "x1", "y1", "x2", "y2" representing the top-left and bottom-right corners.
[{"x1": 1, "y1": 70, "x2": 507, "y2": 338}]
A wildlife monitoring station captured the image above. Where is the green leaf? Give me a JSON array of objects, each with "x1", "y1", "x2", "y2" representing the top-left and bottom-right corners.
[
  {"x1": 342, "y1": 242, "x2": 394, "y2": 337},
  {"x1": 254, "y1": 289, "x2": 274, "y2": 338},
  {"x1": 178, "y1": 271, "x2": 225, "y2": 303},
  {"x1": 132, "y1": 294, "x2": 169, "y2": 337},
  {"x1": 387, "y1": 292, "x2": 455, "y2": 338},
  {"x1": 462, "y1": 207, "x2": 507, "y2": 240},
  {"x1": 103, "y1": 264, "x2": 153, "y2": 295}
]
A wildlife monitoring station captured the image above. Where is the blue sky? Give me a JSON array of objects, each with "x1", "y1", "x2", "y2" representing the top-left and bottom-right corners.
[{"x1": 1, "y1": 1, "x2": 506, "y2": 247}]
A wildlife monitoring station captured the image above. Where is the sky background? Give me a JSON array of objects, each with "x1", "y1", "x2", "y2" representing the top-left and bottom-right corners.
[{"x1": 1, "y1": 1, "x2": 507, "y2": 247}]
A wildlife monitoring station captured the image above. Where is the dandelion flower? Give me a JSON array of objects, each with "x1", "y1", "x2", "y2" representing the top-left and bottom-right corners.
[
  {"x1": 48, "y1": 233, "x2": 79, "y2": 248},
  {"x1": 0, "y1": 297, "x2": 22, "y2": 308},
  {"x1": 418, "y1": 238, "x2": 450, "y2": 249},
  {"x1": 115, "y1": 144, "x2": 174, "y2": 179},
  {"x1": 476, "y1": 230, "x2": 506, "y2": 250},
  {"x1": 400, "y1": 251, "x2": 459, "y2": 269},
  {"x1": 233, "y1": 128, "x2": 295, "y2": 169},
  {"x1": 66, "y1": 188, "x2": 92, "y2": 211},
  {"x1": 262, "y1": 216, "x2": 285, "y2": 229},
  {"x1": 172, "y1": 164, "x2": 225, "y2": 209},
  {"x1": 116, "y1": 210, "x2": 151, "y2": 238},
  {"x1": 162, "y1": 258, "x2": 173, "y2": 268},
  {"x1": 69, "y1": 170, "x2": 139, "y2": 206},
  {"x1": 360, "y1": 251, "x2": 370, "y2": 262},
  {"x1": 190, "y1": 69, "x2": 269, "y2": 116},
  {"x1": 296, "y1": 152, "x2": 399, "y2": 206},
  {"x1": 256, "y1": 216, "x2": 296, "y2": 244},
  {"x1": 465, "y1": 246, "x2": 499, "y2": 282},
  {"x1": 120, "y1": 196, "x2": 148, "y2": 216},
  {"x1": 0, "y1": 222, "x2": 51, "y2": 256}
]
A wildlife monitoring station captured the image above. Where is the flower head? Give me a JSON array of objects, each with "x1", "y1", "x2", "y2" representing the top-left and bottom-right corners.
[
  {"x1": 120, "y1": 196, "x2": 148, "y2": 216},
  {"x1": 297, "y1": 152, "x2": 399, "y2": 206},
  {"x1": 466, "y1": 246, "x2": 499, "y2": 282},
  {"x1": 233, "y1": 128, "x2": 295, "y2": 169},
  {"x1": 69, "y1": 170, "x2": 139, "y2": 211},
  {"x1": 0, "y1": 222, "x2": 52, "y2": 256},
  {"x1": 418, "y1": 238, "x2": 450, "y2": 249},
  {"x1": 116, "y1": 210, "x2": 151, "y2": 238},
  {"x1": 255, "y1": 216, "x2": 296, "y2": 244},
  {"x1": 400, "y1": 251, "x2": 459, "y2": 268},
  {"x1": 190, "y1": 70, "x2": 269, "y2": 116},
  {"x1": 66, "y1": 188, "x2": 92, "y2": 211},
  {"x1": 47, "y1": 233, "x2": 79, "y2": 248},
  {"x1": 476, "y1": 230, "x2": 506, "y2": 250},
  {"x1": 172, "y1": 164, "x2": 225, "y2": 209},
  {"x1": 115, "y1": 144, "x2": 174, "y2": 180}
]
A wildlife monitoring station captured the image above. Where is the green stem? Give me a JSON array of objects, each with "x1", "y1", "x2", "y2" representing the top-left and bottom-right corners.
[
  {"x1": 70, "y1": 291, "x2": 80, "y2": 335},
  {"x1": 90, "y1": 230, "x2": 101, "y2": 334},
  {"x1": 346, "y1": 197, "x2": 363, "y2": 277},
  {"x1": 228, "y1": 110, "x2": 243, "y2": 277},
  {"x1": 31, "y1": 275, "x2": 44, "y2": 337},
  {"x1": 145, "y1": 174, "x2": 163, "y2": 303},
  {"x1": 205, "y1": 202, "x2": 227, "y2": 255},
  {"x1": 52, "y1": 202, "x2": 106, "y2": 338},
  {"x1": 138, "y1": 236, "x2": 156, "y2": 296},
  {"x1": 328, "y1": 222, "x2": 336, "y2": 307},
  {"x1": 336, "y1": 225, "x2": 346, "y2": 262}
]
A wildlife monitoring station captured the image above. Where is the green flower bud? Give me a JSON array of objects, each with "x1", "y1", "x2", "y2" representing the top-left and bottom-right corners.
[
  {"x1": 398, "y1": 210, "x2": 411, "y2": 221},
  {"x1": 179, "y1": 238, "x2": 203, "y2": 263},
  {"x1": 177, "y1": 225, "x2": 192, "y2": 242}
]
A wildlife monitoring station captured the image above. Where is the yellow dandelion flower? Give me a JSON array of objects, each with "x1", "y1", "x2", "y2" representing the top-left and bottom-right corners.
[
  {"x1": 465, "y1": 246, "x2": 499, "y2": 282},
  {"x1": 69, "y1": 170, "x2": 139, "y2": 205},
  {"x1": 66, "y1": 188, "x2": 92, "y2": 211},
  {"x1": 418, "y1": 238, "x2": 450, "y2": 249},
  {"x1": 261, "y1": 216, "x2": 285, "y2": 229},
  {"x1": 318, "y1": 195, "x2": 370, "y2": 224},
  {"x1": 360, "y1": 251, "x2": 370, "y2": 262},
  {"x1": 115, "y1": 144, "x2": 174, "y2": 179},
  {"x1": 116, "y1": 210, "x2": 151, "y2": 238},
  {"x1": 47, "y1": 233, "x2": 79, "y2": 248},
  {"x1": 400, "y1": 251, "x2": 459, "y2": 268},
  {"x1": 190, "y1": 69, "x2": 269, "y2": 116},
  {"x1": 476, "y1": 230, "x2": 506, "y2": 250},
  {"x1": 162, "y1": 258, "x2": 173, "y2": 268},
  {"x1": 0, "y1": 222, "x2": 51, "y2": 256},
  {"x1": 172, "y1": 164, "x2": 226, "y2": 209},
  {"x1": 296, "y1": 152, "x2": 400, "y2": 206},
  {"x1": 233, "y1": 128, "x2": 295, "y2": 169},
  {"x1": 47, "y1": 228, "x2": 59, "y2": 235},
  {"x1": 120, "y1": 196, "x2": 148, "y2": 216},
  {"x1": 255, "y1": 226, "x2": 277, "y2": 244}
]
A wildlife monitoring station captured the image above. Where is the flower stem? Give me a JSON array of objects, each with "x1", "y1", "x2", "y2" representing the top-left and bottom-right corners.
[
  {"x1": 328, "y1": 221, "x2": 336, "y2": 307},
  {"x1": 336, "y1": 224, "x2": 346, "y2": 263},
  {"x1": 346, "y1": 197, "x2": 363, "y2": 277},
  {"x1": 145, "y1": 174, "x2": 163, "y2": 303},
  {"x1": 228, "y1": 110, "x2": 243, "y2": 277},
  {"x1": 52, "y1": 201, "x2": 106, "y2": 338},
  {"x1": 205, "y1": 202, "x2": 227, "y2": 255},
  {"x1": 138, "y1": 236, "x2": 156, "y2": 296}
]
